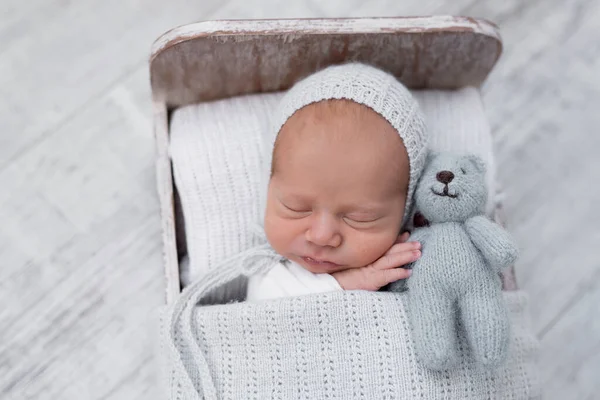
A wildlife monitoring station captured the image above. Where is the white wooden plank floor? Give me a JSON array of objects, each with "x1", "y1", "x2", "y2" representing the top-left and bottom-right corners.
[{"x1": 1, "y1": 0, "x2": 598, "y2": 399}]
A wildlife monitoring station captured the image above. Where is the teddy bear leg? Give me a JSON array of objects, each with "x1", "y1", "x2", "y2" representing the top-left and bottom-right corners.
[
  {"x1": 459, "y1": 293, "x2": 510, "y2": 369},
  {"x1": 407, "y1": 293, "x2": 459, "y2": 370}
]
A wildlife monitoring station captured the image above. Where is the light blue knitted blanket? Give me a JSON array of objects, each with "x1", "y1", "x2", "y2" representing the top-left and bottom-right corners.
[{"x1": 158, "y1": 228, "x2": 540, "y2": 400}]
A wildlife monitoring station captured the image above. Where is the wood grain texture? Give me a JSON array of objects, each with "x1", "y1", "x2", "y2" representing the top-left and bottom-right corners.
[
  {"x1": 1, "y1": 0, "x2": 598, "y2": 399},
  {"x1": 477, "y1": 0, "x2": 600, "y2": 396},
  {"x1": 455, "y1": 1, "x2": 600, "y2": 397},
  {"x1": 150, "y1": 16, "x2": 502, "y2": 107},
  {"x1": 0, "y1": 68, "x2": 163, "y2": 400},
  {"x1": 0, "y1": 0, "x2": 224, "y2": 170},
  {"x1": 153, "y1": 99, "x2": 181, "y2": 304}
]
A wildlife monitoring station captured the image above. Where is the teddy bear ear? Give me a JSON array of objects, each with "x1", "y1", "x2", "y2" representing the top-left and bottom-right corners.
[
  {"x1": 465, "y1": 154, "x2": 487, "y2": 174},
  {"x1": 426, "y1": 150, "x2": 441, "y2": 162}
]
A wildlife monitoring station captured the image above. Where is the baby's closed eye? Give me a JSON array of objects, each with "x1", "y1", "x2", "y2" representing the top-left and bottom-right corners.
[
  {"x1": 280, "y1": 202, "x2": 312, "y2": 218},
  {"x1": 342, "y1": 214, "x2": 384, "y2": 228},
  {"x1": 281, "y1": 202, "x2": 310, "y2": 213},
  {"x1": 343, "y1": 214, "x2": 381, "y2": 223}
]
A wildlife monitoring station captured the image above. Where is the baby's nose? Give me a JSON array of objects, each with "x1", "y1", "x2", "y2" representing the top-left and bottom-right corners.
[
  {"x1": 306, "y1": 213, "x2": 342, "y2": 248},
  {"x1": 436, "y1": 170, "x2": 455, "y2": 184}
]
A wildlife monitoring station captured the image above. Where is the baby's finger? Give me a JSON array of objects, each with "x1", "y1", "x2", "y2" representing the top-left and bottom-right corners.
[
  {"x1": 394, "y1": 231, "x2": 410, "y2": 244},
  {"x1": 380, "y1": 267, "x2": 412, "y2": 287},
  {"x1": 386, "y1": 241, "x2": 421, "y2": 255},
  {"x1": 373, "y1": 249, "x2": 421, "y2": 270}
]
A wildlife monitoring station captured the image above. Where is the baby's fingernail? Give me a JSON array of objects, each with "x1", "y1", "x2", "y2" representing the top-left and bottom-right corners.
[
  {"x1": 413, "y1": 250, "x2": 421, "y2": 258},
  {"x1": 407, "y1": 269, "x2": 413, "y2": 276},
  {"x1": 413, "y1": 242, "x2": 421, "y2": 249}
]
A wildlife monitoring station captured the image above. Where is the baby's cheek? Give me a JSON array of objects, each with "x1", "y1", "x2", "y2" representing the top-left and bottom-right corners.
[
  {"x1": 265, "y1": 217, "x2": 298, "y2": 255},
  {"x1": 349, "y1": 231, "x2": 397, "y2": 267},
  {"x1": 264, "y1": 217, "x2": 286, "y2": 250}
]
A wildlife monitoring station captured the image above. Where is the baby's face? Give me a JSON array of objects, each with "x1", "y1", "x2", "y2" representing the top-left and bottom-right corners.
[{"x1": 264, "y1": 100, "x2": 410, "y2": 274}]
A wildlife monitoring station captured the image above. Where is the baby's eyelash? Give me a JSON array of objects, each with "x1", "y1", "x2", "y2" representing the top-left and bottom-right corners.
[
  {"x1": 343, "y1": 216, "x2": 380, "y2": 224},
  {"x1": 282, "y1": 202, "x2": 310, "y2": 213}
]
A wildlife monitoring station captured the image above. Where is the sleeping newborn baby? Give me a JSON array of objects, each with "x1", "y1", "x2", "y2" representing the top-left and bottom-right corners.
[{"x1": 247, "y1": 63, "x2": 428, "y2": 301}]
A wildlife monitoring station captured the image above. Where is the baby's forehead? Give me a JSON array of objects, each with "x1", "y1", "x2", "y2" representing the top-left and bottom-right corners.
[
  {"x1": 271, "y1": 99, "x2": 410, "y2": 193},
  {"x1": 285, "y1": 99, "x2": 377, "y2": 125},
  {"x1": 274, "y1": 100, "x2": 402, "y2": 155}
]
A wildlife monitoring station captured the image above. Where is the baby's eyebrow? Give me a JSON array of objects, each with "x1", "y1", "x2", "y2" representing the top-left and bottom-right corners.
[{"x1": 277, "y1": 192, "x2": 311, "y2": 202}]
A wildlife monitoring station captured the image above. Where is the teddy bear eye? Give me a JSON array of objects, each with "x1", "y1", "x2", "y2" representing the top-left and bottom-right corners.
[{"x1": 461, "y1": 168, "x2": 466, "y2": 174}]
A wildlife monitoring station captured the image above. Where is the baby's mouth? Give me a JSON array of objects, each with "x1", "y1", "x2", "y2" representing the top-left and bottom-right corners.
[
  {"x1": 431, "y1": 186, "x2": 458, "y2": 199},
  {"x1": 301, "y1": 256, "x2": 340, "y2": 270}
]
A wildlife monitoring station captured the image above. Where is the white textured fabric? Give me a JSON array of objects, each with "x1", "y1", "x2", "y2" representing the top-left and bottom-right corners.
[
  {"x1": 170, "y1": 93, "x2": 281, "y2": 293},
  {"x1": 264, "y1": 63, "x2": 428, "y2": 228},
  {"x1": 246, "y1": 260, "x2": 342, "y2": 301},
  {"x1": 170, "y1": 87, "x2": 498, "y2": 287},
  {"x1": 195, "y1": 291, "x2": 539, "y2": 399}
]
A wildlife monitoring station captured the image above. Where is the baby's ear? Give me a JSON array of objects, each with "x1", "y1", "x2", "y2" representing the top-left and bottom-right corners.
[{"x1": 465, "y1": 154, "x2": 486, "y2": 174}]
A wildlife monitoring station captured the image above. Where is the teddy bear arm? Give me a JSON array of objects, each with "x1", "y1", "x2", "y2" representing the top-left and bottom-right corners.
[
  {"x1": 386, "y1": 228, "x2": 431, "y2": 292},
  {"x1": 464, "y1": 215, "x2": 519, "y2": 273}
]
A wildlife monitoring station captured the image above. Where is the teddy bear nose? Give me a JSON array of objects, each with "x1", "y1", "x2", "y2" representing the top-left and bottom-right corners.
[{"x1": 436, "y1": 170, "x2": 455, "y2": 184}]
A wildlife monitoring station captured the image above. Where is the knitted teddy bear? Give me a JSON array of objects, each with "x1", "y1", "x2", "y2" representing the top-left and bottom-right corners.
[{"x1": 389, "y1": 152, "x2": 519, "y2": 371}]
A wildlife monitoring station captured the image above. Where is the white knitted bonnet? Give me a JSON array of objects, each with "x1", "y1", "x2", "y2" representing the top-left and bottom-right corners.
[{"x1": 259, "y1": 62, "x2": 428, "y2": 228}]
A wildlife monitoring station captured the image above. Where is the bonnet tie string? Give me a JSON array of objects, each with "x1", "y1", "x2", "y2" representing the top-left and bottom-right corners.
[{"x1": 166, "y1": 224, "x2": 284, "y2": 399}]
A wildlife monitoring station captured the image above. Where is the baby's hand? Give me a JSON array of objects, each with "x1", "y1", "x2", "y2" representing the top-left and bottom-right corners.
[{"x1": 332, "y1": 232, "x2": 421, "y2": 291}]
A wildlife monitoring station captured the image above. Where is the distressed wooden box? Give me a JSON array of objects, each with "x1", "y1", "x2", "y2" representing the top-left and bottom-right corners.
[{"x1": 149, "y1": 16, "x2": 517, "y2": 304}]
